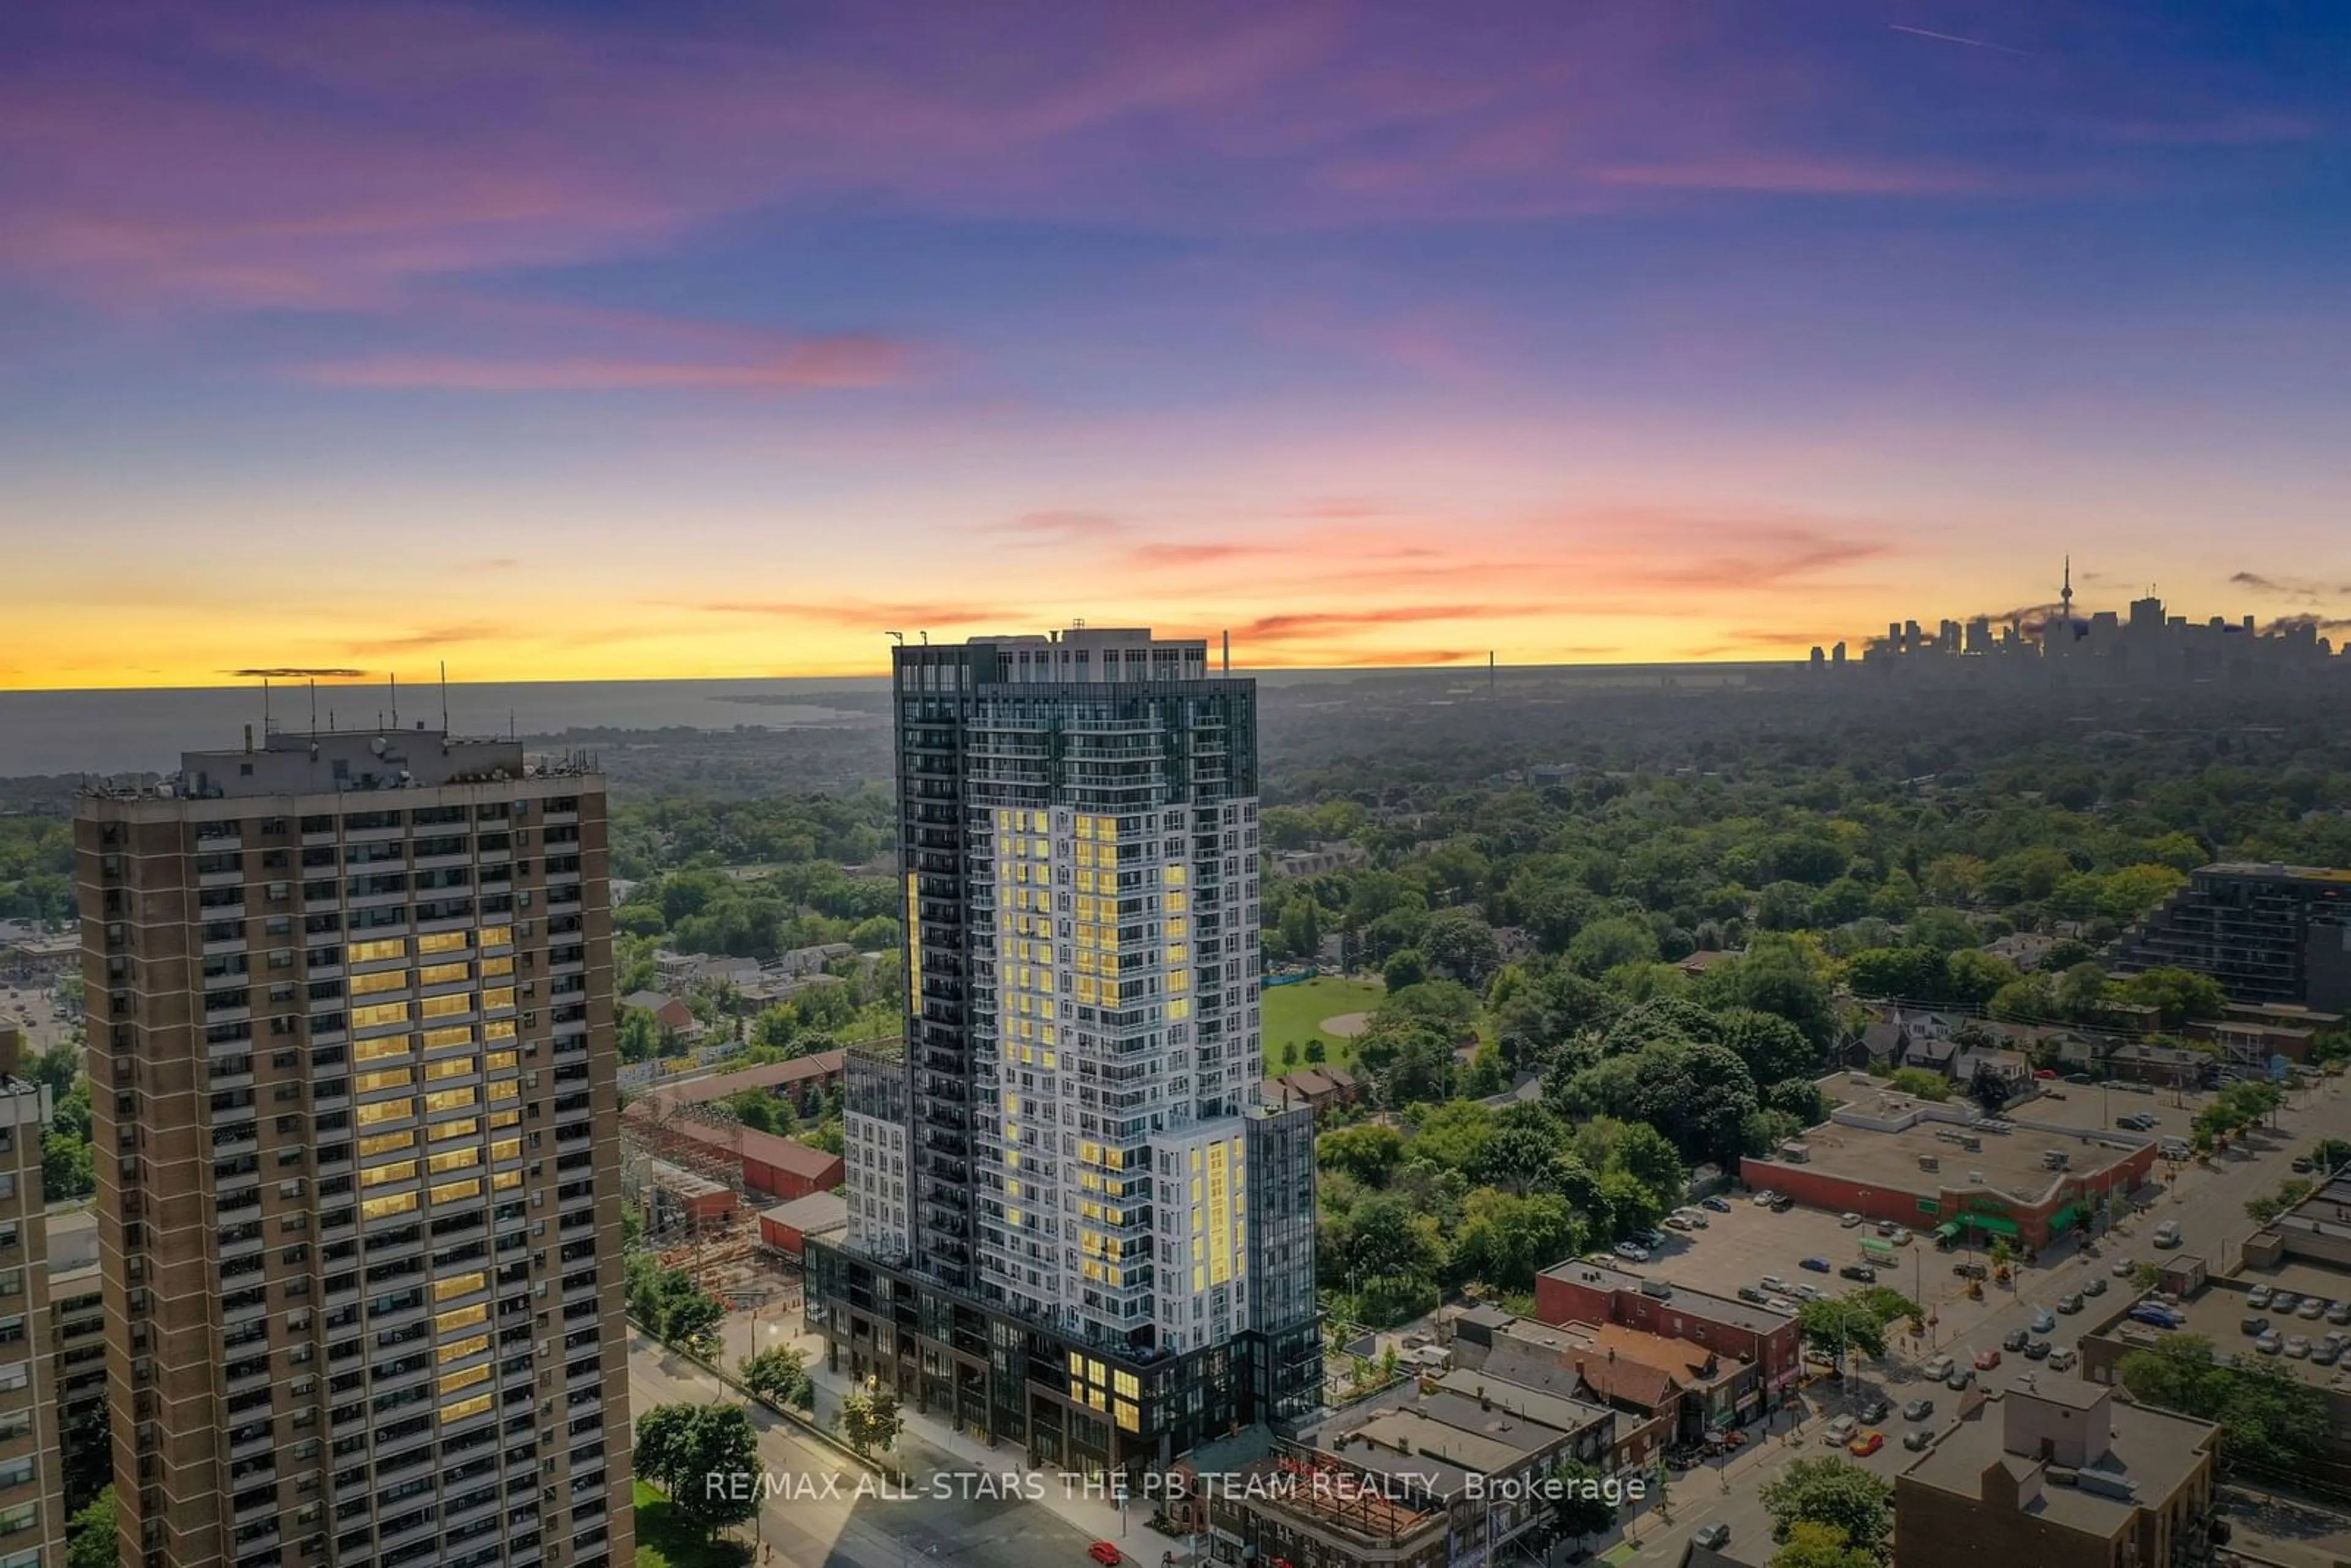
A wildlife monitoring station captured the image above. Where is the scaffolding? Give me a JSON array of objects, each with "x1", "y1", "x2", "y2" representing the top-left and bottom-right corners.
[{"x1": 622, "y1": 1092, "x2": 789, "y2": 1309}]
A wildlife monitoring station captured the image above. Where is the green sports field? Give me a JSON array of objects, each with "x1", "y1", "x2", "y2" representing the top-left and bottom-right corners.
[{"x1": 1261, "y1": 975, "x2": 1385, "y2": 1076}]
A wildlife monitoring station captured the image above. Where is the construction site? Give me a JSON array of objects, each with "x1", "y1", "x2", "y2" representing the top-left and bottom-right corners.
[{"x1": 623, "y1": 1090, "x2": 804, "y2": 1315}]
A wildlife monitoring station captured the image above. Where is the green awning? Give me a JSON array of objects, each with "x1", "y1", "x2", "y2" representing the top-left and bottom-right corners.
[
  {"x1": 2048, "y1": 1203, "x2": 2085, "y2": 1233},
  {"x1": 1960, "y1": 1213, "x2": 2020, "y2": 1236},
  {"x1": 1933, "y1": 1222, "x2": 1963, "y2": 1241}
]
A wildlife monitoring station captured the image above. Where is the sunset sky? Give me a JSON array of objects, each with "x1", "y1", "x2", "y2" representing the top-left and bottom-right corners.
[{"x1": 3, "y1": 2, "x2": 2347, "y2": 688}]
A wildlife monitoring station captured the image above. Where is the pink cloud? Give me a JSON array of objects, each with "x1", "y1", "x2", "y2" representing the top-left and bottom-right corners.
[
  {"x1": 0, "y1": 1, "x2": 2047, "y2": 313},
  {"x1": 296, "y1": 334, "x2": 917, "y2": 392}
]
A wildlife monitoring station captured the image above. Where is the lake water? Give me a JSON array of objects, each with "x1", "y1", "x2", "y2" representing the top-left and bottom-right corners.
[{"x1": 0, "y1": 677, "x2": 888, "y2": 777}]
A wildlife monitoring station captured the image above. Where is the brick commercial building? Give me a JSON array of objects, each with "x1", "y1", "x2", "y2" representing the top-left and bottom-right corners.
[
  {"x1": 1533, "y1": 1259, "x2": 1803, "y2": 1404},
  {"x1": 1895, "y1": 1384, "x2": 2218, "y2": 1568},
  {"x1": 1739, "y1": 1093, "x2": 2157, "y2": 1253},
  {"x1": 75, "y1": 730, "x2": 634, "y2": 1568}
]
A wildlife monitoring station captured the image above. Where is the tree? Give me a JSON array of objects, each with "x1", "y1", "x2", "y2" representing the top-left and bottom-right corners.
[
  {"x1": 2117, "y1": 1334, "x2": 2331, "y2": 1470},
  {"x1": 1422, "y1": 909, "x2": 1504, "y2": 986},
  {"x1": 1319, "y1": 1123, "x2": 1407, "y2": 1186},
  {"x1": 2057, "y1": 961, "x2": 2111, "y2": 1022},
  {"x1": 1568, "y1": 915, "x2": 1659, "y2": 977},
  {"x1": 1450, "y1": 1191, "x2": 1584, "y2": 1291},
  {"x1": 1797, "y1": 1297, "x2": 1888, "y2": 1371},
  {"x1": 67, "y1": 1487, "x2": 116, "y2": 1568},
  {"x1": 1550, "y1": 1458, "x2": 1619, "y2": 1542},
  {"x1": 740, "y1": 1345, "x2": 816, "y2": 1410},
  {"x1": 1381, "y1": 947, "x2": 1430, "y2": 992},
  {"x1": 1758, "y1": 1457, "x2": 1894, "y2": 1561},
  {"x1": 633, "y1": 1402, "x2": 762, "y2": 1539},
  {"x1": 839, "y1": 1375, "x2": 906, "y2": 1457},
  {"x1": 1772, "y1": 1520, "x2": 1880, "y2": 1568},
  {"x1": 1888, "y1": 1067, "x2": 1951, "y2": 1103},
  {"x1": 2118, "y1": 966, "x2": 2228, "y2": 1027},
  {"x1": 1968, "y1": 1062, "x2": 2012, "y2": 1115}
]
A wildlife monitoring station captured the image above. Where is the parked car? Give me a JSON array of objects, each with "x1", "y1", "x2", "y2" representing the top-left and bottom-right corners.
[
  {"x1": 1702, "y1": 1196, "x2": 1733, "y2": 1214},
  {"x1": 2153, "y1": 1221, "x2": 2182, "y2": 1250},
  {"x1": 1824, "y1": 1416, "x2": 1858, "y2": 1444},
  {"x1": 2285, "y1": 1335, "x2": 2313, "y2": 1359},
  {"x1": 1694, "y1": 1525, "x2": 1731, "y2": 1551},
  {"x1": 1848, "y1": 1431, "x2": 1884, "y2": 1457},
  {"x1": 1953, "y1": 1261, "x2": 1988, "y2": 1280},
  {"x1": 1974, "y1": 1348, "x2": 2003, "y2": 1370},
  {"x1": 2023, "y1": 1338, "x2": 2052, "y2": 1360},
  {"x1": 1859, "y1": 1398, "x2": 1891, "y2": 1423},
  {"x1": 1840, "y1": 1264, "x2": 1878, "y2": 1283},
  {"x1": 1770, "y1": 1194, "x2": 1796, "y2": 1212},
  {"x1": 2327, "y1": 1300, "x2": 2351, "y2": 1326},
  {"x1": 2129, "y1": 1304, "x2": 2185, "y2": 1329},
  {"x1": 1766, "y1": 1296, "x2": 1799, "y2": 1314},
  {"x1": 2243, "y1": 1316, "x2": 2271, "y2": 1337},
  {"x1": 2257, "y1": 1333, "x2": 2283, "y2": 1356},
  {"x1": 1903, "y1": 1428, "x2": 1935, "y2": 1452},
  {"x1": 2057, "y1": 1293, "x2": 2083, "y2": 1315},
  {"x1": 1922, "y1": 1355, "x2": 1955, "y2": 1381},
  {"x1": 2002, "y1": 1328, "x2": 2029, "y2": 1352},
  {"x1": 2272, "y1": 1292, "x2": 2301, "y2": 1315},
  {"x1": 1902, "y1": 1398, "x2": 1935, "y2": 1422},
  {"x1": 2042, "y1": 1087, "x2": 2068, "y2": 1100},
  {"x1": 1753, "y1": 1190, "x2": 1780, "y2": 1207},
  {"x1": 1800, "y1": 1256, "x2": 1832, "y2": 1273},
  {"x1": 2031, "y1": 1310, "x2": 2057, "y2": 1334},
  {"x1": 1089, "y1": 1545, "x2": 1125, "y2": 1567},
  {"x1": 1877, "y1": 1220, "x2": 1900, "y2": 1238},
  {"x1": 1890, "y1": 1227, "x2": 1914, "y2": 1246},
  {"x1": 2083, "y1": 1277, "x2": 2108, "y2": 1297},
  {"x1": 2112, "y1": 1257, "x2": 2137, "y2": 1277},
  {"x1": 1614, "y1": 1242, "x2": 1651, "y2": 1262},
  {"x1": 1760, "y1": 1275, "x2": 1793, "y2": 1294},
  {"x1": 2300, "y1": 1297, "x2": 2327, "y2": 1320},
  {"x1": 1840, "y1": 1212, "x2": 1864, "y2": 1228},
  {"x1": 1737, "y1": 1286, "x2": 1769, "y2": 1305},
  {"x1": 1946, "y1": 1368, "x2": 1974, "y2": 1390},
  {"x1": 2292, "y1": 1157, "x2": 2315, "y2": 1174},
  {"x1": 2049, "y1": 1346, "x2": 2079, "y2": 1371},
  {"x1": 1665, "y1": 1215, "x2": 1696, "y2": 1232},
  {"x1": 1790, "y1": 1283, "x2": 1824, "y2": 1302},
  {"x1": 2315, "y1": 1341, "x2": 2344, "y2": 1368}
]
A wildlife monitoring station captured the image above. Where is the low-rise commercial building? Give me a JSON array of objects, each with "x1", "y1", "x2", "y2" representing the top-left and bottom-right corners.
[
  {"x1": 1739, "y1": 1092, "x2": 2155, "y2": 1252},
  {"x1": 1204, "y1": 1372, "x2": 1610, "y2": 1568},
  {"x1": 1534, "y1": 1259, "x2": 1803, "y2": 1401},
  {"x1": 1895, "y1": 1384, "x2": 2218, "y2": 1568}
]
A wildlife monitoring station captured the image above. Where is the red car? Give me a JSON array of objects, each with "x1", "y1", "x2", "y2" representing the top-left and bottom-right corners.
[
  {"x1": 1848, "y1": 1430, "x2": 1884, "y2": 1457},
  {"x1": 1089, "y1": 1545, "x2": 1125, "y2": 1567},
  {"x1": 1974, "y1": 1348, "x2": 2002, "y2": 1370}
]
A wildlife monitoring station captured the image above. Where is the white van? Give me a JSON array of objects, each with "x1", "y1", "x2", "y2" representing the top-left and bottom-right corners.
[{"x1": 2153, "y1": 1220, "x2": 2181, "y2": 1250}]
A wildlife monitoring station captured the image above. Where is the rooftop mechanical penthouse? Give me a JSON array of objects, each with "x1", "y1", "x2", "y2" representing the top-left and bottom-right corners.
[{"x1": 810, "y1": 628, "x2": 1321, "y2": 1479}]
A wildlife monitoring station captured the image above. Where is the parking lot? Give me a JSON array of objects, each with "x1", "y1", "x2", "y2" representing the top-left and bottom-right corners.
[{"x1": 1644, "y1": 1193, "x2": 1948, "y2": 1315}]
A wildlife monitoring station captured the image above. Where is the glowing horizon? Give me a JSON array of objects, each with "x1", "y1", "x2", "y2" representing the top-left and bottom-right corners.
[{"x1": 4, "y1": 3, "x2": 2346, "y2": 691}]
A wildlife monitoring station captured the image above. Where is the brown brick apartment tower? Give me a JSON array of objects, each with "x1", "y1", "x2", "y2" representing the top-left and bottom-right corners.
[
  {"x1": 76, "y1": 730, "x2": 631, "y2": 1568},
  {"x1": 0, "y1": 1024, "x2": 68, "y2": 1566}
]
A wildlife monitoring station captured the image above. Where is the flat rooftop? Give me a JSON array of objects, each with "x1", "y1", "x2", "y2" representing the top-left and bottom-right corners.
[
  {"x1": 1752, "y1": 1111, "x2": 2145, "y2": 1208},
  {"x1": 1536, "y1": 1258, "x2": 1796, "y2": 1337},
  {"x1": 1901, "y1": 1393, "x2": 2214, "y2": 1534},
  {"x1": 2201, "y1": 862, "x2": 2351, "y2": 886}
]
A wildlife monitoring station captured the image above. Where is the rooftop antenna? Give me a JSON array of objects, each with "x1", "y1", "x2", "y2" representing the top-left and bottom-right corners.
[
  {"x1": 919, "y1": 629, "x2": 928, "y2": 645},
  {"x1": 1489, "y1": 650, "x2": 1496, "y2": 697},
  {"x1": 309, "y1": 678, "x2": 317, "y2": 734},
  {"x1": 439, "y1": 661, "x2": 449, "y2": 735},
  {"x1": 262, "y1": 676, "x2": 272, "y2": 737},
  {"x1": 885, "y1": 631, "x2": 904, "y2": 646},
  {"x1": 1222, "y1": 629, "x2": 1230, "y2": 673},
  {"x1": 389, "y1": 671, "x2": 398, "y2": 732}
]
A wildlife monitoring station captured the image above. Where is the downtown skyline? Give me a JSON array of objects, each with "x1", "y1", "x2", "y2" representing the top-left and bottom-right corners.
[{"x1": 3, "y1": 2, "x2": 2349, "y2": 689}]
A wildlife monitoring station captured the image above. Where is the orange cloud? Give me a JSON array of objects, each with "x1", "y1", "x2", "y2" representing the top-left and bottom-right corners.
[
  {"x1": 687, "y1": 599, "x2": 1030, "y2": 631},
  {"x1": 342, "y1": 622, "x2": 508, "y2": 655}
]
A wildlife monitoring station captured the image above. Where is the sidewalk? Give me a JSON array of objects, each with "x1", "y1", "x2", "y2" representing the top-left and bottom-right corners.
[{"x1": 723, "y1": 1302, "x2": 1166, "y2": 1555}]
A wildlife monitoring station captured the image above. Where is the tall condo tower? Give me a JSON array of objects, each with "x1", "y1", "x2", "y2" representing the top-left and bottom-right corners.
[
  {"x1": 816, "y1": 628, "x2": 1319, "y2": 1479},
  {"x1": 75, "y1": 729, "x2": 631, "y2": 1568}
]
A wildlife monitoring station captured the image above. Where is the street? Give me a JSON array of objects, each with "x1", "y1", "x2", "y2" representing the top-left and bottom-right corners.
[
  {"x1": 1620, "y1": 1077, "x2": 2348, "y2": 1563},
  {"x1": 628, "y1": 1330, "x2": 1114, "y2": 1568}
]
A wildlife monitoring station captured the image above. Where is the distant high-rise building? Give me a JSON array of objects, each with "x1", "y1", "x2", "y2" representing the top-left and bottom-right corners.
[
  {"x1": 813, "y1": 627, "x2": 1320, "y2": 1480},
  {"x1": 2107, "y1": 862, "x2": 2351, "y2": 1014},
  {"x1": 76, "y1": 730, "x2": 632, "y2": 1568}
]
